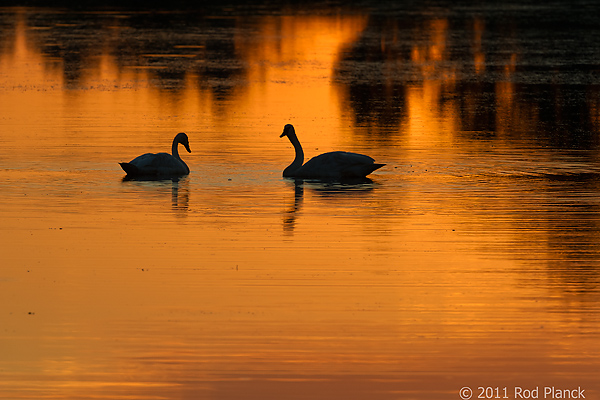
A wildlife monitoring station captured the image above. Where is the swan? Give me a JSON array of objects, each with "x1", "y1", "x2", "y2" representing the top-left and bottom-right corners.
[
  {"x1": 120, "y1": 132, "x2": 191, "y2": 177},
  {"x1": 280, "y1": 124, "x2": 384, "y2": 179}
]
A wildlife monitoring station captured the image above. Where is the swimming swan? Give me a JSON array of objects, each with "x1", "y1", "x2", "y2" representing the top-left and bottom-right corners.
[
  {"x1": 120, "y1": 132, "x2": 191, "y2": 177},
  {"x1": 280, "y1": 124, "x2": 384, "y2": 179}
]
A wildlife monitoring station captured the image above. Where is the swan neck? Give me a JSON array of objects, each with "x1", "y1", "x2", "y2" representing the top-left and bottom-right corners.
[
  {"x1": 290, "y1": 132, "x2": 304, "y2": 160},
  {"x1": 284, "y1": 132, "x2": 304, "y2": 176},
  {"x1": 172, "y1": 138, "x2": 181, "y2": 160}
]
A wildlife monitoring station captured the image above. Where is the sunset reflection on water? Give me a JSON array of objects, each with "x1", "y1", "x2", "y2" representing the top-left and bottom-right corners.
[{"x1": 1, "y1": 4, "x2": 599, "y2": 400}]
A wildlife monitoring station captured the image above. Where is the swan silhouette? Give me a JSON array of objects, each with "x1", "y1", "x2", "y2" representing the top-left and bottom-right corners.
[
  {"x1": 120, "y1": 132, "x2": 191, "y2": 177},
  {"x1": 280, "y1": 124, "x2": 384, "y2": 179}
]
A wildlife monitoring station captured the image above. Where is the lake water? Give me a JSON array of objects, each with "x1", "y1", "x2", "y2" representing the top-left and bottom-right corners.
[{"x1": 1, "y1": 2, "x2": 599, "y2": 399}]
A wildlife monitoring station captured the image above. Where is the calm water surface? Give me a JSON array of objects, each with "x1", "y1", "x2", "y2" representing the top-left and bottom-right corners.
[{"x1": 1, "y1": 2, "x2": 600, "y2": 399}]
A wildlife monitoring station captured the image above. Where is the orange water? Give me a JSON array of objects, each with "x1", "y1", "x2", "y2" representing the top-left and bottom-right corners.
[{"x1": 1, "y1": 6, "x2": 599, "y2": 400}]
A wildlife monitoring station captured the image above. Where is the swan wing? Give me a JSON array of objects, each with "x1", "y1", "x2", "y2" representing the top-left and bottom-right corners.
[
  {"x1": 122, "y1": 152, "x2": 189, "y2": 176},
  {"x1": 297, "y1": 151, "x2": 384, "y2": 179}
]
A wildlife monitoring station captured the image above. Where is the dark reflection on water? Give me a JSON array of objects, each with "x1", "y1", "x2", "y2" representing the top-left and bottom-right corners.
[
  {"x1": 461, "y1": 169, "x2": 600, "y2": 296},
  {"x1": 121, "y1": 176, "x2": 190, "y2": 216},
  {"x1": 4, "y1": 1, "x2": 600, "y2": 141},
  {"x1": 333, "y1": 2, "x2": 600, "y2": 146},
  {"x1": 3, "y1": 8, "x2": 247, "y2": 97},
  {"x1": 282, "y1": 177, "x2": 377, "y2": 233},
  {"x1": 536, "y1": 174, "x2": 600, "y2": 289},
  {"x1": 282, "y1": 178, "x2": 304, "y2": 234}
]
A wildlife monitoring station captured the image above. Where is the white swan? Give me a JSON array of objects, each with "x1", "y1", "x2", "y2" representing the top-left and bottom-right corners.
[
  {"x1": 280, "y1": 124, "x2": 384, "y2": 179},
  {"x1": 120, "y1": 132, "x2": 191, "y2": 177}
]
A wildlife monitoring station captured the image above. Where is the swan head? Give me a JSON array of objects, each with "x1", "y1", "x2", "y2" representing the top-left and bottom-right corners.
[
  {"x1": 280, "y1": 124, "x2": 295, "y2": 138},
  {"x1": 175, "y1": 132, "x2": 191, "y2": 153}
]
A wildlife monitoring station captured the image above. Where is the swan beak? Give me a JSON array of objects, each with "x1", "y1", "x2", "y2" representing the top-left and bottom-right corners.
[
  {"x1": 280, "y1": 124, "x2": 293, "y2": 138},
  {"x1": 184, "y1": 142, "x2": 191, "y2": 153}
]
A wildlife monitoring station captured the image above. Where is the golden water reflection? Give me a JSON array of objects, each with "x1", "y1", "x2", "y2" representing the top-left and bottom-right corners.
[{"x1": 1, "y1": 5, "x2": 599, "y2": 400}]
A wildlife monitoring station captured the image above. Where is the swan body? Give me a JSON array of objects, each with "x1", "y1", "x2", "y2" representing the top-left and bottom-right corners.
[
  {"x1": 120, "y1": 132, "x2": 191, "y2": 177},
  {"x1": 280, "y1": 124, "x2": 384, "y2": 179}
]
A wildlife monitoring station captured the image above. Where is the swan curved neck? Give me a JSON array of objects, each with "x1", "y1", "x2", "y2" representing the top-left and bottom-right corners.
[
  {"x1": 172, "y1": 137, "x2": 182, "y2": 160},
  {"x1": 284, "y1": 132, "x2": 304, "y2": 177}
]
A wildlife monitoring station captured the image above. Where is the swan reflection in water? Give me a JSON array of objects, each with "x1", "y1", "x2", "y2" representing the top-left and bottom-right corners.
[
  {"x1": 121, "y1": 176, "x2": 190, "y2": 217},
  {"x1": 282, "y1": 177, "x2": 377, "y2": 234}
]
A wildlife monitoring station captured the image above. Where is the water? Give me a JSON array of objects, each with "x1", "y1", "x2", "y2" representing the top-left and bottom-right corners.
[{"x1": 1, "y1": 2, "x2": 599, "y2": 399}]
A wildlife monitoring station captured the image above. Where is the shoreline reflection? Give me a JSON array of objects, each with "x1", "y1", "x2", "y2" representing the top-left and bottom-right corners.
[
  {"x1": 333, "y1": 9, "x2": 600, "y2": 149},
  {"x1": 3, "y1": 6, "x2": 599, "y2": 152}
]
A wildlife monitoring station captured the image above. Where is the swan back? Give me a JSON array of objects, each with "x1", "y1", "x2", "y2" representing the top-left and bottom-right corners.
[{"x1": 297, "y1": 151, "x2": 384, "y2": 179}]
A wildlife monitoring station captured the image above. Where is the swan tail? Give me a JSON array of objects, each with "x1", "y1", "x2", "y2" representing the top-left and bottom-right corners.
[
  {"x1": 119, "y1": 162, "x2": 140, "y2": 175},
  {"x1": 371, "y1": 163, "x2": 385, "y2": 173},
  {"x1": 357, "y1": 163, "x2": 385, "y2": 177},
  {"x1": 339, "y1": 162, "x2": 385, "y2": 179}
]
